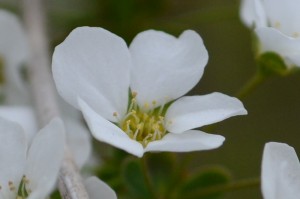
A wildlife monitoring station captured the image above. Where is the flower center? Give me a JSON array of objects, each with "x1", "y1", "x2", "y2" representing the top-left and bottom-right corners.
[
  {"x1": 0, "y1": 175, "x2": 30, "y2": 199},
  {"x1": 117, "y1": 92, "x2": 167, "y2": 147}
]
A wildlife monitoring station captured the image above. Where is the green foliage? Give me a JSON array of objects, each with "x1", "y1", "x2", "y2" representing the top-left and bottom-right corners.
[
  {"x1": 178, "y1": 166, "x2": 231, "y2": 199},
  {"x1": 97, "y1": 149, "x2": 129, "y2": 192},
  {"x1": 50, "y1": 190, "x2": 62, "y2": 199},
  {"x1": 146, "y1": 153, "x2": 177, "y2": 195},
  {"x1": 122, "y1": 158, "x2": 152, "y2": 199}
]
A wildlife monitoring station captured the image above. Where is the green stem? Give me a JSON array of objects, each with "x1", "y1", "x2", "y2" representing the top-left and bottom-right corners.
[
  {"x1": 236, "y1": 73, "x2": 266, "y2": 100},
  {"x1": 185, "y1": 177, "x2": 260, "y2": 198},
  {"x1": 140, "y1": 156, "x2": 157, "y2": 198}
]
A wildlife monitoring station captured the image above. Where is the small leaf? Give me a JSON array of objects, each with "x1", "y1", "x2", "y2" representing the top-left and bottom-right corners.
[
  {"x1": 257, "y1": 52, "x2": 288, "y2": 76},
  {"x1": 122, "y1": 158, "x2": 152, "y2": 199},
  {"x1": 147, "y1": 153, "x2": 177, "y2": 194},
  {"x1": 179, "y1": 166, "x2": 231, "y2": 199},
  {"x1": 97, "y1": 149, "x2": 132, "y2": 191},
  {"x1": 50, "y1": 190, "x2": 61, "y2": 199}
]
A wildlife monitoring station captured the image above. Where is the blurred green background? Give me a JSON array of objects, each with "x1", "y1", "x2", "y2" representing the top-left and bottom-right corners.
[{"x1": 2, "y1": 0, "x2": 300, "y2": 198}]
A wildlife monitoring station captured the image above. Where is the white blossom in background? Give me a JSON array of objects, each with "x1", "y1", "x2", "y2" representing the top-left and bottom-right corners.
[
  {"x1": 0, "y1": 10, "x2": 30, "y2": 104},
  {"x1": 262, "y1": 142, "x2": 300, "y2": 199},
  {"x1": 84, "y1": 176, "x2": 117, "y2": 199},
  {"x1": 0, "y1": 117, "x2": 65, "y2": 199},
  {"x1": 0, "y1": 106, "x2": 37, "y2": 141},
  {"x1": 60, "y1": 99, "x2": 92, "y2": 169},
  {"x1": 240, "y1": 0, "x2": 300, "y2": 67},
  {"x1": 53, "y1": 27, "x2": 247, "y2": 157},
  {"x1": 0, "y1": 104, "x2": 92, "y2": 170},
  {"x1": 0, "y1": 116, "x2": 116, "y2": 199}
]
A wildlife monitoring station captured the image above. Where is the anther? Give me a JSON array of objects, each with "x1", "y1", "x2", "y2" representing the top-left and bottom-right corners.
[
  {"x1": 152, "y1": 100, "x2": 157, "y2": 106},
  {"x1": 293, "y1": 32, "x2": 299, "y2": 38},
  {"x1": 144, "y1": 103, "x2": 149, "y2": 109},
  {"x1": 152, "y1": 124, "x2": 159, "y2": 130},
  {"x1": 8, "y1": 181, "x2": 15, "y2": 191},
  {"x1": 274, "y1": 21, "x2": 281, "y2": 28},
  {"x1": 131, "y1": 91, "x2": 137, "y2": 98},
  {"x1": 113, "y1": 112, "x2": 121, "y2": 122},
  {"x1": 113, "y1": 112, "x2": 118, "y2": 117},
  {"x1": 22, "y1": 175, "x2": 29, "y2": 184}
]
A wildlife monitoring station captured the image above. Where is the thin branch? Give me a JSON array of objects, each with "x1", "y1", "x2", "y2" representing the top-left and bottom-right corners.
[
  {"x1": 236, "y1": 73, "x2": 266, "y2": 100},
  {"x1": 21, "y1": 0, "x2": 89, "y2": 198}
]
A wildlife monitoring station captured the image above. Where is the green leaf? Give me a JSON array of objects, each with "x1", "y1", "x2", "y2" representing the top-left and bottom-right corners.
[
  {"x1": 147, "y1": 153, "x2": 177, "y2": 194},
  {"x1": 179, "y1": 166, "x2": 231, "y2": 199},
  {"x1": 257, "y1": 52, "x2": 288, "y2": 76},
  {"x1": 122, "y1": 158, "x2": 152, "y2": 199},
  {"x1": 50, "y1": 190, "x2": 61, "y2": 199}
]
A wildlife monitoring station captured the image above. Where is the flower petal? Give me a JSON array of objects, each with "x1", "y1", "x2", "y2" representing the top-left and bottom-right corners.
[
  {"x1": 145, "y1": 130, "x2": 224, "y2": 152},
  {"x1": 0, "y1": 10, "x2": 29, "y2": 85},
  {"x1": 52, "y1": 27, "x2": 131, "y2": 121},
  {"x1": 165, "y1": 92, "x2": 247, "y2": 134},
  {"x1": 0, "y1": 117, "x2": 26, "y2": 195},
  {"x1": 0, "y1": 106, "x2": 37, "y2": 142},
  {"x1": 262, "y1": 142, "x2": 300, "y2": 199},
  {"x1": 262, "y1": 0, "x2": 300, "y2": 36},
  {"x1": 65, "y1": 118, "x2": 91, "y2": 169},
  {"x1": 78, "y1": 98, "x2": 144, "y2": 157},
  {"x1": 0, "y1": 10, "x2": 28, "y2": 67},
  {"x1": 129, "y1": 30, "x2": 208, "y2": 107},
  {"x1": 85, "y1": 176, "x2": 117, "y2": 199},
  {"x1": 255, "y1": 27, "x2": 300, "y2": 66},
  {"x1": 26, "y1": 118, "x2": 65, "y2": 199},
  {"x1": 240, "y1": 0, "x2": 267, "y2": 28}
]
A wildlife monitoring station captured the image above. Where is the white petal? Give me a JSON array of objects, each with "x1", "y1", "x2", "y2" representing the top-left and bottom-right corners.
[
  {"x1": 0, "y1": 117, "x2": 26, "y2": 195},
  {"x1": 26, "y1": 118, "x2": 65, "y2": 199},
  {"x1": 145, "y1": 130, "x2": 224, "y2": 152},
  {"x1": 78, "y1": 98, "x2": 144, "y2": 157},
  {"x1": 59, "y1": 97, "x2": 83, "y2": 121},
  {"x1": 262, "y1": 142, "x2": 300, "y2": 199},
  {"x1": 165, "y1": 92, "x2": 247, "y2": 134},
  {"x1": 0, "y1": 106, "x2": 37, "y2": 142},
  {"x1": 85, "y1": 176, "x2": 117, "y2": 199},
  {"x1": 130, "y1": 30, "x2": 208, "y2": 107},
  {"x1": 263, "y1": 0, "x2": 300, "y2": 36},
  {"x1": 240, "y1": 0, "x2": 267, "y2": 28},
  {"x1": 52, "y1": 27, "x2": 130, "y2": 121},
  {"x1": 255, "y1": 27, "x2": 300, "y2": 67},
  {"x1": 0, "y1": 10, "x2": 29, "y2": 94},
  {"x1": 65, "y1": 118, "x2": 91, "y2": 169},
  {"x1": 4, "y1": 83, "x2": 30, "y2": 105}
]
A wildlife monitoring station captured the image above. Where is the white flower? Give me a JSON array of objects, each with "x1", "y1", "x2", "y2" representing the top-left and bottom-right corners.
[
  {"x1": 0, "y1": 10, "x2": 29, "y2": 104},
  {"x1": 240, "y1": 0, "x2": 300, "y2": 67},
  {"x1": 52, "y1": 27, "x2": 247, "y2": 157},
  {"x1": 0, "y1": 117, "x2": 65, "y2": 199},
  {"x1": 0, "y1": 104, "x2": 91, "y2": 169},
  {"x1": 262, "y1": 142, "x2": 300, "y2": 199}
]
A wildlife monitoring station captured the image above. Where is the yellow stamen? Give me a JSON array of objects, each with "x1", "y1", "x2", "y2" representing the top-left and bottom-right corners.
[{"x1": 119, "y1": 92, "x2": 167, "y2": 147}]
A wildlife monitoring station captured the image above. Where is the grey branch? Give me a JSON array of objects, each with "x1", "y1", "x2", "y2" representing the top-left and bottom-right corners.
[{"x1": 22, "y1": 0, "x2": 89, "y2": 198}]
